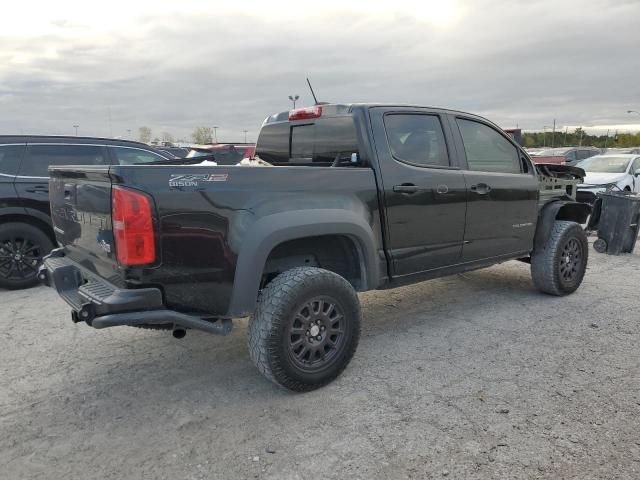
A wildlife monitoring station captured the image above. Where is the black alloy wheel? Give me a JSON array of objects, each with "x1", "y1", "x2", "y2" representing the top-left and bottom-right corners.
[
  {"x1": 0, "y1": 223, "x2": 53, "y2": 290},
  {"x1": 287, "y1": 296, "x2": 347, "y2": 372},
  {"x1": 0, "y1": 237, "x2": 42, "y2": 280},
  {"x1": 558, "y1": 237, "x2": 584, "y2": 284}
]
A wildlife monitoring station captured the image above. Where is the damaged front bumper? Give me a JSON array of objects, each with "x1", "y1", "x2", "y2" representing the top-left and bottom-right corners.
[{"x1": 38, "y1": 249, "x2": 232, "y2": 335}]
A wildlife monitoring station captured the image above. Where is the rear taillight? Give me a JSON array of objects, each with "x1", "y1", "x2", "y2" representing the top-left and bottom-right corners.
[
  {"x1": 112, "y1": 186, "x2": 156, "y2": 265},
  {"x1": 288, "y1": 106, "x2": 322, "y2": 121}
]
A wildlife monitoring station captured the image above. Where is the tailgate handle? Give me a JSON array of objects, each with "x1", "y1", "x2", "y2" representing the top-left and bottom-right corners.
[{"x1": 393, "y1": 183, "x2": 419, "y2": 194}]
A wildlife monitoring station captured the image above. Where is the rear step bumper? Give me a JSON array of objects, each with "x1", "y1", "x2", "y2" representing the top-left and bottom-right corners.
[{"x1": 38, "y1": 249, "x2": 232, "y2": 336}]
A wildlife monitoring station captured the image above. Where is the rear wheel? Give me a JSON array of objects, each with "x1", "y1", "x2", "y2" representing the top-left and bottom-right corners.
[
  {"x1": 531, "y1": 220, "x2": 588, "y2": 296},
  {"x1": 0, "y1": 222, "x2": 54, "y2": 290},
  {"x1": 248, "y1": 267, "x2": 361, "y2": 392}
]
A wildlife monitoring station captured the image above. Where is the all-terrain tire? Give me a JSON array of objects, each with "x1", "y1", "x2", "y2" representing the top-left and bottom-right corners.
[
  {"x1": 0, "y1": 222, "x2": 54, "y2": 290},
  {"x1": 248, "y1": 267, "x2": 361, "y2": 392},
  {"x1": 531, "y1": 220, "x2": 588, "y2": 296}
]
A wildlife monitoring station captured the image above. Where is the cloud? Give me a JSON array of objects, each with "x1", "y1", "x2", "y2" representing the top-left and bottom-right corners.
[{"x1": 1, "y1": 0, "x2": 639, "y2": 141}]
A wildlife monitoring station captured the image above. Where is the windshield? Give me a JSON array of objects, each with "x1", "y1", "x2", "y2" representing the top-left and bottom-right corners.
[{"x1": 577, "y1": 156, "x2": 631, "y2": 173}]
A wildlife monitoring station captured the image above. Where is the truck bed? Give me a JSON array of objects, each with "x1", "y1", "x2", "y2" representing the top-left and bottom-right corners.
[{"x1": 48, "y1": 164, "x2": 383, "y2": 317}]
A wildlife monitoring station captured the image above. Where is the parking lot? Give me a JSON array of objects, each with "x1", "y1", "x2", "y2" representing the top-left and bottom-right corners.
[{"x1": 1, "y1": 240, "x2": 639, "y2": 479}]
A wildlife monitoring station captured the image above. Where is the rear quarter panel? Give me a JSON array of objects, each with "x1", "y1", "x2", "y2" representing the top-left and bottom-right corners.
[{"x1": 111, "y1": 165, "x2": 383, "y2": 316}]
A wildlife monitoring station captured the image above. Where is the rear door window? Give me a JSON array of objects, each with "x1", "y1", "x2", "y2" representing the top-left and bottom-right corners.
[
  {"x1": 383, "y1": 114, "x2": 450, "y2": 167},
  {"x1": 111, "y1": 146, "x2": 167, "y2": 165},
  {"x1": 456, "y1": 119, "x2": 520, "y2": 173},
  {"x1": 0, "y1": 144, "x2": 25, "y2": 176},
  {"x1": 20, "y1": 144, "x2": 108, "y2": 177}
]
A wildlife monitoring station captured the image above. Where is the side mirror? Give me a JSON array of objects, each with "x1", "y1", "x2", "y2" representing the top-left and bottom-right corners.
[
  {"x1": 635, "y1": 168, "x2": 640, "y2": 177},
  {"x1": 350, "y1": 152, "x2": 360, "y2": 164}
]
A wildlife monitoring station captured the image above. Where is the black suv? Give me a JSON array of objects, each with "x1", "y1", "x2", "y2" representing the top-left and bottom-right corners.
[{"x1": 0, "y1": 136, "x2": 170, "y2": 289}]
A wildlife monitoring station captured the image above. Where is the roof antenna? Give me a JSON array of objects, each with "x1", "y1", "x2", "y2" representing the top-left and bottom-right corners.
[{"x1": 307, "y1": 77, "x2": 319, "y2": 105}]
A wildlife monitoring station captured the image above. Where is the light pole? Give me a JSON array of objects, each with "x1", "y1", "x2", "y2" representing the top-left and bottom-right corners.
[
  {"x1": 73, "y1": 125, "x2": 79, "y2": 136},
  {"x1": 243, "y1": 130, "x2": 248, "y2": 143},
  {"x1": 213, "y1": 126, "x2": 219, "y2": 144},
  {"x1": 543, "y1": 126, "x2": 553, "y2": 147},
  {"x1": 288, "y1": 95, "x2": 299, "y2": 109}
]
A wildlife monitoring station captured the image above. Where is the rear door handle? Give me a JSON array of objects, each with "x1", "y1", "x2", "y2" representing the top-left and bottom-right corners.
[
  {"x1": 470, "y1": 183, "x2": 491, "y2": 195},
  {"x1": 25, "y1": 185, "x2": 49, "y2": 194},
  {"x1": 393, "y1": 183, "x2": 419, "y2": 194}
]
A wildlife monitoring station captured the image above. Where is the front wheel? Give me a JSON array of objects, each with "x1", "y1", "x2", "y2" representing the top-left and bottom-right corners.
[
  {"x1": 531, "y1": 220, "x2": 588, "y2": 296},
  {"x1": 248, "y1": 267, "x2": 361, "y2": 392},
  {"x1": 0, "y1": 222, "x2": 54, "y2": 290}
]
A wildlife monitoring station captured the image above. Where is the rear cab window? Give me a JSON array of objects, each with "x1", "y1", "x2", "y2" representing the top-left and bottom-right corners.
[
  {"x1": 0, "y1": 144, "x2": 25, "y2": 176},
  {"x1": 456, "y1": 118, "x2": 521, "y2": 174},
  {"x1": 21, "y1": 144, "x2": 108, "y2": 177},
  {"x1": 256, "y1": 113, "x2": 360, "y2": 166}
]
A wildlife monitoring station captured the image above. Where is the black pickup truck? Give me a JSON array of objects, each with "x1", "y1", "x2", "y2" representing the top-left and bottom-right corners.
[{"x1": 40, "y1": 104, "x2": 590, "y2": 391}]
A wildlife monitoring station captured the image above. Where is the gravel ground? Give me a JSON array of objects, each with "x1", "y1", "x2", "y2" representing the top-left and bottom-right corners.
[{"x1": 1, "y1": 243, "x2": 639, "y2": 479}]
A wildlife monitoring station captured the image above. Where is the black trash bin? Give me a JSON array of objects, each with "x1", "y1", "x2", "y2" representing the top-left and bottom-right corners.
[{"x1": 592, "y1": 191, "x2": 640, "y2": 255}]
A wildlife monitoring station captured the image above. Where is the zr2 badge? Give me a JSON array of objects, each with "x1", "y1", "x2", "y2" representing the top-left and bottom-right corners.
[{"x1": 169, "y1": 173, "x2": 229, "y2": 187}]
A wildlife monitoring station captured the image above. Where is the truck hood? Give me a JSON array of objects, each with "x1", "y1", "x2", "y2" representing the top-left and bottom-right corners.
[{"x1": 580, "y1": 172, "x2": 626, "y2": 187}]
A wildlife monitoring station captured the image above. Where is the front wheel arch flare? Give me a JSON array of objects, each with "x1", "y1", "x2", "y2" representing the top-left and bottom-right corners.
[{"x1": 534, "y1": 201, "x2": 591, "y2": 253}]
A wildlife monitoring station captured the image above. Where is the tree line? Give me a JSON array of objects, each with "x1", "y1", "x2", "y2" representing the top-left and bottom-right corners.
[
  {"x1": 522, "y1": 128, "x2": 640, "y2": 149},
  {"x1": 137, "y1": 126, "x2": 176, "y2": 144},
  {"x1": 136, "y1": 125, "x2": 640, "y2": 149},
  {"x1": 137, "y1": 126, "x2": 213, "y2": 144}
]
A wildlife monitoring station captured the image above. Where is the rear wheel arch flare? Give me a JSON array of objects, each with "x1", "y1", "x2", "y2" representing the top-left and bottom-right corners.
[
  {"x1": 261, "y1": 234, "x2": 366, "y2": 291},
  {"x1": 227, "y1": 209, "x2": 380, "y2": 317}
]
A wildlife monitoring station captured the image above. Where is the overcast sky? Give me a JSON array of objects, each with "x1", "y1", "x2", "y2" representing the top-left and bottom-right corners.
[{"x1": 1, "y1": 0, "x2": 639, "y2": 142}]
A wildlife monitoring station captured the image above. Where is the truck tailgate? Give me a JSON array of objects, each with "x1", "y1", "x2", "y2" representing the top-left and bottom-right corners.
[{"x1": 48, "y1": 166, "x2": 119, "y2": 279}]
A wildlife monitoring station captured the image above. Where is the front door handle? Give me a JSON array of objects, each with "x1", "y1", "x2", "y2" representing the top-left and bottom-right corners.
[
  {"x1": 470, "y1": 183, "x2": 491, "y2": 195},
  {"x1": 393, "y1": 183, "x2": 419, "y2": 194}
]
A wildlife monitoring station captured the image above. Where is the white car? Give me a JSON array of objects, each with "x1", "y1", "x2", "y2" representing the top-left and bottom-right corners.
[{"x1": 575, "y1": 154, "x2": 640, "y2": 204}]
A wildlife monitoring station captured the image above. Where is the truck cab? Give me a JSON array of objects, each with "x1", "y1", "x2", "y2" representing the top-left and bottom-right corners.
[{"x1": 257, "y1": 104, "x2": 540, "y2": 274}]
